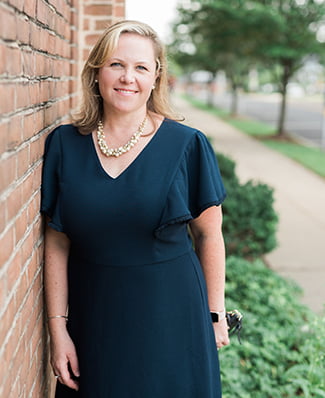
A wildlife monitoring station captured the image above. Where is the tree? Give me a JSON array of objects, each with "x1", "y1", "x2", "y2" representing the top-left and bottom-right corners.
[
  {"x1": 170, "y1": 1, "x2": 264, "y2": 113},
  {"x1": 171, "y1": 0, "x2": 325, "y2": 136},
  {"x1": 253, "y1": 0, "x2": 325, "y2": 135}
]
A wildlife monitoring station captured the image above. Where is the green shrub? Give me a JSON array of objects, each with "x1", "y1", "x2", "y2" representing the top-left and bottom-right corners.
[
  {"x1": 217, "y1": 152, "x2": 278, "y2": 259},
  {"x1": 220, "y1": 256, "x2": 325, "y2": 397},
  {"x1": 216, "y1": 152, "x2": 239, "y2": 185}
]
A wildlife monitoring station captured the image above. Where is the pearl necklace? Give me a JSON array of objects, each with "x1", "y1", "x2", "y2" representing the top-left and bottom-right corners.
[{"x1": 96, "y1": 116, "x2": 147, "y2": 157}]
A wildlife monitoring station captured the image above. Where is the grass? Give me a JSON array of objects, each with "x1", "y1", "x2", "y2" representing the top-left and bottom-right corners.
[
  {"x1": 263, "y1": 141, "x2": 325, "y2": 177},
  {"x1": 183, "y1": 94, "x2": 325, "y2": 178}
]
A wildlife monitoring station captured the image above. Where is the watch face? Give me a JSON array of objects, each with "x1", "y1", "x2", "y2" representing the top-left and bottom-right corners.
[{"x1": 211, "y1": 312, "x2": 219, "y2": 322}]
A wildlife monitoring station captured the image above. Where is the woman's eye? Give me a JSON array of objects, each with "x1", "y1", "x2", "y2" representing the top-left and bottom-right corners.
[
  {"x1": 110, "y1": 62, "x2": 122, "y2": 68},
  {"x1": 136, "y1": 65, "x2": 147, "y2": 71}
]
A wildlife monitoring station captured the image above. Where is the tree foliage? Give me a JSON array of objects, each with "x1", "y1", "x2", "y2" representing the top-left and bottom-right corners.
[{"x1": 170, "y1": 0, "x2": 325, "y2": 135}]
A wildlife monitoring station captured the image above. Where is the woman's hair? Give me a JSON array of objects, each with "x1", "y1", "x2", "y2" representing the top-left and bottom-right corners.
[{"x1": 73, "y1": 20, "x2": 181, "y2": 134}]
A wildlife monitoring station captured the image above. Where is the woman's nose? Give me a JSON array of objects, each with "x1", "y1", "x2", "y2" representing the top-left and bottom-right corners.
[{"x1": 120, "y1": 68, "x2": 135, "y2": 84}]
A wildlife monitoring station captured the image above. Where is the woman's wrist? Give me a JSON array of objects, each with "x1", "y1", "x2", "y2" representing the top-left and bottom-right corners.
[
  {"x1": 210, "y1": 309, "x2": 226, "y2": 323},
  {"x1": 48, "y1": 315, "x2": 68, "y2": 321}
]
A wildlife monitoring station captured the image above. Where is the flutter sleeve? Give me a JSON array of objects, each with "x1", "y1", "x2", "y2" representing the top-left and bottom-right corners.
[
  {"x1": 155, "y1": 130, "x2": 226, "y2": 235},
  {"x1": 40, "y1": 128, "x2": 64, "y2": 232}
]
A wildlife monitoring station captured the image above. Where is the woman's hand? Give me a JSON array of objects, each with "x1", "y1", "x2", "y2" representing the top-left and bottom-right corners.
[
  {"x1": 50, "y1": 326, "x2": 80, "y2": 391},
  {"x1": 213, "y1": 318, "x2": 230, "y2": 349}
]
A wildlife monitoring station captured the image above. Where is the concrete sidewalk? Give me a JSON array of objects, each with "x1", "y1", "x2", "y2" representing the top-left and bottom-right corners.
[{"x1": 173, "y1": 95, "x2": 325, "y2": 314}]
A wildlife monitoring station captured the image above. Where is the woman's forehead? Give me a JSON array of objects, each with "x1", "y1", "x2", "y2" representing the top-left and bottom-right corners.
[{"x1": 108, "y1": 33, "x2": 156, "y2": 61}]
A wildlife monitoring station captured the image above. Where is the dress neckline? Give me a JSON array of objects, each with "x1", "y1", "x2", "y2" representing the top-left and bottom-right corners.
[{"x1": 89, "y1": 118, "x2": 166, "y2": 180}]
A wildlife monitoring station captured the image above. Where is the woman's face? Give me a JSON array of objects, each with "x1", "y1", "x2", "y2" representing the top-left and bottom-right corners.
[{"x1": 97, "y1": 33, "x2": 158, "y2": 116}]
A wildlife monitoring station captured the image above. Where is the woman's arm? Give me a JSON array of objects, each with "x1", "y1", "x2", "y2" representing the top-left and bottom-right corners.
[
  {"x1": 44, "y1": 223, "x2": 80, "y2": 390},
  {"x1": 189, "y1": 205, "x2": 229, "y2": 349}
]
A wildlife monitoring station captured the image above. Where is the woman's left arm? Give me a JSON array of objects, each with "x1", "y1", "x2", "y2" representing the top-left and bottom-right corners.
[{"x1": 189, "y1": 205, "x2": 230, "y2": 349}]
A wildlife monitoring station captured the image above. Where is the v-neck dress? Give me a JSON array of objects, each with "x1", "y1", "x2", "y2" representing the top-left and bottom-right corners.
[{"x1": 41, "y1": 119, "x2": 226, "y2": 398}]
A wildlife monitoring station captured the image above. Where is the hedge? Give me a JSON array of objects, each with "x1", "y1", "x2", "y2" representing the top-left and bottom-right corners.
[{"x1": 220, "y1": 256, "x2": 325, "y2": 397}]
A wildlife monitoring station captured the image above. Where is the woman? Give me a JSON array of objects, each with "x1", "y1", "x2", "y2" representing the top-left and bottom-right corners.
[{"x1": 42, "y1": 20, "x2": 229, "y2": 398}]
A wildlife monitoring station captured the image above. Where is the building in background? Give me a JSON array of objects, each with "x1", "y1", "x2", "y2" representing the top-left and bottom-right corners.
[{"x1": 0, "y1": 1, "x2": 125, "y2": 396}]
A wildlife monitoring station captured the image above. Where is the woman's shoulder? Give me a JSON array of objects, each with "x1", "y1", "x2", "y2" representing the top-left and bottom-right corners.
[
  {"x1": 163, "y1": 118, "x2": 206, "y2": 138},
  {"x1": 162, "y1": 119, "x2": 209, "y2": 149},
  {"x1": 46, "y1": 123, "x2": 85, "y2": 145},
  {"x1": 44, "y1": 124, "x2": 87, "y2": 155},
  {"x1": 49, "y1": 123, "x2": 81, "y2": 138}
]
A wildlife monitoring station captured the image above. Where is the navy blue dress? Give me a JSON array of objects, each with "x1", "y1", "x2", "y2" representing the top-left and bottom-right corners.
[{"x1": 41, "y1": 119, "x2": 226, "y2": 398}]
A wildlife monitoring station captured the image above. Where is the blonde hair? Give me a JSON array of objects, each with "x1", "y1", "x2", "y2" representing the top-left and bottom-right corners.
[{"x1": 73, "y1": 20, "x2": 181, "y2": 134}]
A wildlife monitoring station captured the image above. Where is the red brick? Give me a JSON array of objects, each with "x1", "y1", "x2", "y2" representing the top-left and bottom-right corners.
[
  {"x1": 38, "y1": 80, "x2": 50, "y2": 103},
  {"x1": 71, "y1": 45, "x2": 78, "y2": 61},
  {"x1": 11, "y1": 335, "x2": 25, "y2": 383},
  {"x1": 7, "y1": 114, "x2": 23, "y2": 151},
  {"x1": 0, "y1": 43, "x2": 6, "y2": 75},
  {"x1": 31, "y1": 163, "x2": 42, "y2": 193},
  {"x1": 15, "y1": 208, "x2": 28, "y2": 245},
  {"x1": 22, "y1": 49, "x2": 35, "y2": 77},
  {"x1": 0, "y1": 120, "x2": 9, "y2": 155},
  {"x1": 83, "y1": 18, "x2": 90, "y2": 30},
  {"x1": 24, "y1": 0, "x2": 36, "y2": 18},
  {"x1": 16, "y1": 147, "x2": 30, "y2": 180},
  {"x1": 0, "y1": 199, "x2": 6, "y2": 235},
  {"x1": 0, "y1": 226, "x2": 15, "y2": 267},
  {"x1": 70, "y1": 8, "x2": 78, "y2": 27},
  {"x1": 5, "y1": 46, "x2": 22, "y2": 77},
  {"x1": 28, "y1": 82, "x2": 40, "y2": 107},
  {"x1": 0, "y1": 84, "x2": 16, "y2": 115},
  {"x1": 84, "y1": 4, "x2": 112, "y2": 15},
  {"x1": 85, "y1": 33, "x2": 101, "y2": 46},
  {"x1": 37, "y1": 0, "x2": 51, "y2": 26},
  {"x1": 95, "y1": 19, "x2": 111, "y2": 30},
  {"x1": 33, "y1": 109, "x2": 44, "y2": 134},
  {"x1": 39, "y1": 30, "x2": 51, "y2": 55},
  {"x1": 30, "y1": 138, "x2": 43, "y2": 168},
  {"x1": 14, "y1": 263, "x2": 29, "y2": 305},
  {"x1": 33, "y1": 218, "x2": 42, "y2": 244},
  {"x1": 26, "y1": 250, "x2": 41, "y2": 287},
  {"x1": 63, "y1": 37, "x2": 72, "y2": 58},
  {"x1": 21, "y1": 176, "x2": 34, "y2": 209},
  {"x1": 6, "y1": 183, "x2": 23, "y2": 223},
  {"x1": 0, "y1": 363, "x2": 15, "y2": 398},
  {"x1": 83, "y1": 48, "x2": 90, "y2": 61},
  {"x1": 113, "y1": 5, "x2": 125, "y2": 18},
  {"x1": 0, "y1": 294, "x2": 16, "y2": 343},
  {"x1": 16, "y1": 83, "x2": 30, "y2": 110},
  {"x1": 0, "y1": 10, "x2": 17, "y2": 41},
  {"x1": 0, "y1": 155, "x2": 17, "y2": 194},
  {"x1": 54, "y1": 0, "x2": 70, "y2": 18},
  {"x1": 8, "y1": 0, "x2": 24, "y2": 11},
  {"x1": 66, "y1": 24, "x2": 73, "y2": 44},
  {"x1": 7, "y1": 251, "x2": 23, "y2": 298},
  {"x1": 22, "y1": 112, "x2": 36, "y2": 141},
  {"x1": 30, "y1": 24, "x2": 41, "y2": 50},
  {"x1": 16, "y1": 16, "x2": 31, "y2": 45}
]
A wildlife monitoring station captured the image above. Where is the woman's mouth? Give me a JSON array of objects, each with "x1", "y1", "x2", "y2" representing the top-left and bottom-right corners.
[{"x1": 114, "y1": 88, "x2": 138, "y2": 94}]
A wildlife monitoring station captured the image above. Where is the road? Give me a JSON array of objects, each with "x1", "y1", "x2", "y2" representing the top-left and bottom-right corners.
[{"x1": 200, "y1": 91, "x2": 325, "y2": 147}]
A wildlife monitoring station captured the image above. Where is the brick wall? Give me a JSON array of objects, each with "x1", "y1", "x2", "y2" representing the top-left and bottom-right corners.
[
  {"x1": 80, "y1": 0, "x2": 125, "y2": 62},
  {"x1": 0, "y1": 1, "x2": 125, "y2": 397}
]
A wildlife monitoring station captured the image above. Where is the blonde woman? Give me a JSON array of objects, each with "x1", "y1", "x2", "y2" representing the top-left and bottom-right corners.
[{"x1": 41, "y1": 20, "x2": 229, "y2": 398}]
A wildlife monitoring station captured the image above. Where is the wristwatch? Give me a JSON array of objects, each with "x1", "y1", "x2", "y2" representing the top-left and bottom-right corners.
[{"x1": 210, "y1": 309, "x2": 226, "y2": 323}]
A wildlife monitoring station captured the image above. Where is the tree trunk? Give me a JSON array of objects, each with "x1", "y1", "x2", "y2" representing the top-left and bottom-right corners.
[
  {"x1": 277, "y1": 64, "x2": 291, "y2": 137},
  {"x1": 230, "y1": 79, "x2": 238, "y2": 116},
  {"x1": 206, "y1": 74, "x2": 216, "y2": 107}
]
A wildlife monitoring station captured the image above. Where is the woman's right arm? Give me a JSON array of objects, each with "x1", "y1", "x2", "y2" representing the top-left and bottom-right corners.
[{"x1": 44, "y1": 223, "x2": 80, "y2": 390}]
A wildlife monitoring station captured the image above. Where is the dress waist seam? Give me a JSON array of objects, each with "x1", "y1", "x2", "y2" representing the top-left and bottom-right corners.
[{"x1": 69, "y1": 249, "x2": 194, "y2": 268}]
